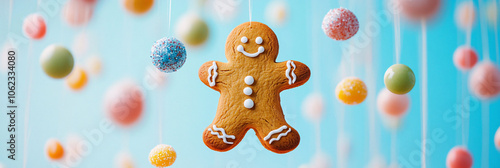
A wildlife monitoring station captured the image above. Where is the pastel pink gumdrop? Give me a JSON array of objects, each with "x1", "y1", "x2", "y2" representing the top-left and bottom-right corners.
[
  {"x1": 322, "y1": 7, "x2": 359, "y2": 41},
  {"x1": 302, "y1": 93, "x2": 324, "y2": 122},
  {"x1": 104, "y1": 80, "x2": 144, "y2": 126},
  {"x1": 398, "y1": 0, "x2": 440, "y2": 20},
  {"x1": 377, "y1": 88, "x2": 409, "y2": 117},
  {"x1": 62, "y1": 0, "x2": 94, "y2": 27},
  {"x1": 469, "y1": 61, "x2": 500, "y2": 99},
  {"x1": 454, "y1": 1, "x2": 476, "y2": 30},
  {"x1": 495, "y1": 127, "x2": 500, "y2": 151},
  {"x1": 446, "y1": 147, "x2": 473, "y2": 168},
  {"x1": 23, "y1": 13, "x2": 46, "y2": 40},
  {"x1": 453, "y1": 46, "x2": 478, "y2": 70}
]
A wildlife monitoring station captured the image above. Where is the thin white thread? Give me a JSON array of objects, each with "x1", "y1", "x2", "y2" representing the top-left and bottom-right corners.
[
  {"x1": 158, "y1": 93, "x2": 163, "y2": 144},
  {"x1": 481, "y1": 102, "x2": 489, "y2": 168},
  {"x1": 249, "y1": 0, "x2": 252, "y2": 26},
  {"x1": 168, "y1": 0, "x2": 172, "y2": 35},
  {"x1": 394, "y1": 10, "x2": 401, "y2": 64},
  {"x1": 478, "y1": 0, "x2": 491, "y2": 61},
  {"x1": 23, "y1": 41, "x2": 34, "y2": 168},
  {"x1": 8, "y1": 0, "x2": 13, "y2": 33},
  {"x1": 421, "y1": 19, "x2": 428, "y2": 168},
  {"x1": 391, "y1": 131, "x2": 397, "y2": 164}
]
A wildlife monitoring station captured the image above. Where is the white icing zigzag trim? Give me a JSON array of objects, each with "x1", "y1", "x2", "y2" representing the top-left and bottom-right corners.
[
  {"x1": 264, "y1": 125, "x2": 292, "y2": 144},
  {"x1": 207, "y1": 61, "x2": 218, "y2": 87},
  {"x1": 208, "y1": 125, "x2": 235, "y2": 144},
  {"x1": 285, "y1": 60, "x2": 297, "y2": 85}
]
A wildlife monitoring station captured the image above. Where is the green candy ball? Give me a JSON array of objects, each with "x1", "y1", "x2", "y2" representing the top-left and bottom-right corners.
[
  {"x1": 40, "y1": 45, "x2": 74, "y2": 79},
  {"x1": 176, "y1": 13, "x2": 209, "y2": 46},
  {"x1": 384, "y1": 64, "x2": 416, "y2": 94}
]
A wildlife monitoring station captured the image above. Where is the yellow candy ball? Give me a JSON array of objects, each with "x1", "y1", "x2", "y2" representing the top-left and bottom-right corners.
[
  {"x1": 335, "y1": 77, "x2": 368, "y2": 105},
  {"x1": 66, "y1": 67, "x2": 88, "y2": 90},
  {"x1": 149, "y1": 144, "x2": 176, "y2": 167}
]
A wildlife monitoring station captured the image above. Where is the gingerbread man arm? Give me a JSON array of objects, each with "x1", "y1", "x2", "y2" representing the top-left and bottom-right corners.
[
  {"x1": 199, "y1": 61, "x2": 232, "y2": 92},
  {"x1": 274, "y1": 60, "x2": 311, "y2": 91}
]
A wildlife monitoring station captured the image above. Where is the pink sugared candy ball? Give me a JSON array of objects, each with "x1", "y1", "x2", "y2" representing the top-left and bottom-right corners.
[
  {"x1": 453, "y1": 46, "x2": 478, "y2": 70},
  {"x1": 377, "y1": 88, "x2": 409, "y2": 117},
  {"x1": 322, "y1": 8, "x2": 359, "y2": 41},
  {"x1": 23, "y1": 13, "x2": 46, "y2": 40},
  {"x1": 62, "y1": 0, "x2": 94, "y2": 27},
  {"x1": 398, "y1": 0, "x2": 440, "y2": 20},
  {"x1": 495, "y1": 127, "x2": 500, "y2": 151},
  {"x1": 104, "y1": 80, "x2": 144, "y2": 126},
  {"x1": 446, "y1": 147, "x2": 473, "y2": 168},
  {"x1": 469, "y1": 61, "x2": 500, "y2": 99}
]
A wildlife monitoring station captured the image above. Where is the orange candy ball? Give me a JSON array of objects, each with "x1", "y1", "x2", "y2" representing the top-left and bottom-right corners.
[
  {"x1": 149, "y1": 144, "x2": 176, "y2": 167},
  {"x1": 335, "y1": 77, "x2": 368, "y2": 105},
  {"x1": 46, "y1": 139, "x2": 65, "y2": 160},
  {"x1": 66, "y1": 67, "x2": 88, "y2": 90},
  {"x1": 446, "y1": 147, "x2": 473, "y2": 168},
  {"x1": 123, "y1": 0, "x2": 154, "y2": 15}
]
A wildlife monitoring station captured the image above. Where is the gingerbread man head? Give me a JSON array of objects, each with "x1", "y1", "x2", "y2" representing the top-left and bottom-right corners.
[{"x1": 199, "y1": 22, "x2": 310, "y2": 154}]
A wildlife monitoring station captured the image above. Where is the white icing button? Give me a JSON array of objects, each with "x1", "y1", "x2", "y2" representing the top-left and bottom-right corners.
[
  {"x1": 241, "y1": 36, "x2": 248, "y2": 43},
  {"x1": 244, "y1": 99, "x2": 254, "y2": 109},
  {"x1": 243, "y1": 87, "x2": 253, "y2": 95},
  {"x1": 244, "y1": 76, "x2": 254, "y2": 85},
  {"x1": 255, "y1": 37, "x2": 263, "y2": 44}
]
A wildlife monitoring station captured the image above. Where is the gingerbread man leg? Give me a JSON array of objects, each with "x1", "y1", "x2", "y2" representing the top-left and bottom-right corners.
[
  {"x1": 203, "y1": 116, "x2": 249, "y2": 152},
  {"x1": 254, "y1": 118, "x2": 300, "y2": 154}
]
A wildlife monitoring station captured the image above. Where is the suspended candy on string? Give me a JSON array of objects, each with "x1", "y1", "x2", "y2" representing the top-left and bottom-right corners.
[
  {"x1": 62, "y1": 0, "x2": 95, "y2": 27},
  {"x1": 453, "y1": 46, "x2": 478, "y2": 70},
  {"x1": 335, "y1": 77, "x2": 367, "y2": 105},
  {"x1": 123, "y1": 0, "x2": 154, "y2": 15},
  {"x1": 104, "y1": 79, "x2": 144, "y2": 127},
  {"x1": 40, "y1": 45, "x2": 75, "y2": 79},
  {"x1": 454, "y1": 1, "x2": 476, "y2": 30},
  {"x1": 301, "y1": 92, "x2": 324, "y2": 123},
  {"x1": 150, "y1": 37, "x2": 187, "y2": 73},
  {"x1": 486, "y1": 1, "x2": 498, "y2": 26},
  {"x1": 175, "y1": 13, "x2": 210, "y2": 46},
  {"x1": 469, "y1": 61, "x2": 500, "y2": 99},
  {"x1": 377, "y1": 88, "x2": 409, "y2": 118},
  {"x1": 446, "y1": 147, "x2": 473, "y2": 168},
  {"x1": 86, "y1": 55, "x2": 103, "y2": 76},
  {"x1": 265, "y1": 0, "x2": 288, "y2": 26},
  {"x1": 384, "y1": 64, "x2": 416, "y2": 95},
  {"x1": 398, "y1": 0, "x2": 440, "y2": 20},
  {"x1": 149, "y1": 144, "x2": 176, "y2": 167},
  {"x1": 23, "y1": 13, "x2": 46, "y2": 40},
  {"x1": 115, "y1": 151, "x2": 135, "y2": 168},
  {"x1": 45, "y1": 139, "x2": 65, "y2": 160},
  {"x1": 66, "y1": 67, "x2": 88, "y2": 91},
  {"x1": 321, "y1": 7, "x2": 359, "y2": 41}
]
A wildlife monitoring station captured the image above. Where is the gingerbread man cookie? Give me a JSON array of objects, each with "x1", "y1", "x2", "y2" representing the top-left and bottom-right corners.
[{"x1": 199, "y1": 22, "x2": 310, "y2": 154}]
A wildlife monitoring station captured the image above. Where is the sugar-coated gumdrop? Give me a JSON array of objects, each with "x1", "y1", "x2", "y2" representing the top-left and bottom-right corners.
[
  {"x1": 322, "y1": 8, "x2": 359, "y2": 41},
  {"x1": 149, "y1": 144, "x2": 176, "y2": 167},
  {"x1": 40, "y1": 45, "x2": 74, "y2": 79},
  {"x1": 46, "y1": 139, "x2": 65, "y2": 160},
  {"x1": 469, "y1": 61, "x2": 500, "y2": 99},
  {"x1": 377, "y1": 88, "x2": 409, "y2": 117},
  {"x1": 335, "y1": 77, "x2": 367, "y2": 105},
  {"x1": 265, "y1": 0, "x2": 288, "y2": 26},
  {"x1": 23, "y1": 13, "x2": 46, "y2": 40},
  {"x1": 384, "y1": 64, "x2": 416, "y2": 95},
  {"x1": 302, "y1": 93, "x2": 324, "y2": 122},
  {"x1": 86, "y1": 55, "x2": 102, "y2": 76},
  {"x1": 150, "y1": 37, "x2": 187, "y2": 73},
  {"x1": 123, "y1": 0, "x2": 154, "y2": 15},
  {"x1": 66, "y1": 67, "x2": 88, "y2": 90},
  {"x1": 62, "y1": 0, "x2": 94, "y2": 27},
  {"x1": 446, "y1": 147, "x2": 473, "y2": 168},
  {"x1": 487, "y1": 1, "x2": 498, "y2": 26},
  {"x1": 495, "y1": 127, "x2": 500, "y2": 151},
  {"x1": 453, "y1": 46, "x2": 478, "y2": 70},
  {"x1": 175, "y1": 13, "x2": 209, "y2": 46},
  {"x1": 115, "y1": 152, "x2": 135, "y2": 168},
  {"x1": 398, "y1": 0, "x2": 440, "y2": 20},
  {"x1": 455, "y1": 1, "x2": 476, "y2": 30},
  {"x1": 104, "y1": 80, "x2": 144, "y2": 126}
]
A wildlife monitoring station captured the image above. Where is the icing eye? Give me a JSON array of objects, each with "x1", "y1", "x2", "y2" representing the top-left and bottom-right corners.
[
  {"x1": 255, "y1": 37, "x2": 263, "y2": 44},
  {"x1": 241, "y1": 36, "x2": 248, "y2": 43}
]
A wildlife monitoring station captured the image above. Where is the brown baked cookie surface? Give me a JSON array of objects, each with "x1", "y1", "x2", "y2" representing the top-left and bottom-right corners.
[{"x1": 198, "y1": 22, "x2": 310, "y2": 154}]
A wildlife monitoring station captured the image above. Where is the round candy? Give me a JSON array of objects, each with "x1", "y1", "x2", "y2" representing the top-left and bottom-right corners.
[
  {"x1": 455, "y1": 1, "x2": 476, "y2": 30},
  {"x1": 66, "y1": 67, "x2": 88, "y2": 90},
  {"x1": 46, "y1": 139, "x2": 65, "y2": 160},
  {"x1": 86, "y1": 55, "x2": 102, "y2": 76},
  {"x1": 384, "y1": 64, "x2": 416, "y2": 95},
  {"x1": 104, "y1": 80, "x2": 144, "y2": 126},
  {"x1": 115, "y1": 152, "x2": 135, "y2": 168},
  {"x1": 175, "y1": 13, "x2": 209, "y2": 46},
  {"x1": 265, "y1": 0, "x2": 288, "y2": 26},
  {"x1": 377, "y1": 88, "x2": 409, "y2": 117},
  {"x1": 40, "y1": 45, "x2": 74, "y2": 79},
  {"x1": 322, "y1": 8, "x2": 359, "y2": 41},
  {"x1": 23, "y1": 13, "x2": 46, "y2": 40},
  {"x1": 149, "y1": 144, "x2": 176, "y2": 167},
  {"x1": 302, "y1": 92, "x2": 324, "y2": 122},
  {"x1": 123, "y1": 0, "x2": 154, "y2": 15},
  {"x1": 335, "y1": 77, "x2": 367, "y2": 105},
  {"x1": 469, "y1": 61, "x2": 500, "y2": 99},
  {"x1": 453, "y1": 46, "x2": 478, "y2": 70},
  {"x1": 495, "y1": 127, "x2": 500, "y2": 151},
  {"x1": 72, "y1": 31, "x2": 90, "y2": 57},
  {"x1": 150, "y1": 37, "x2": 187, "y2": 73},
  {"x1": 62, "y1": 0, "x2": 94, "y2": 27},
  {"x1": 446, "y1": 147, "x2": 473, "y2": 168},
  {"x1": 398, "y1": 0, "x2": 440, "y2": 20},
  {"x1": 487, "y1": 1, "x2": 498, "y2": 26}
]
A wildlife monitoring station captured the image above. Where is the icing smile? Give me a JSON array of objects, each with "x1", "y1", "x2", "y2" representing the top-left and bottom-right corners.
[{"x1": 237, "y1": 36, "x2": 265, "y2": 57}]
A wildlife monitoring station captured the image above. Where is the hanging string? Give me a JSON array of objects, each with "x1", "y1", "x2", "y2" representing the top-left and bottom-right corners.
[
  {"x1": 311, "y1": 1, "x2": 320, "y2": 92},
  {"x1": 493, "y1": 0, "x2": 500, "y2": 64},
  {"x1": 158, "y1": 93, "x2": 163, "y2": 143},
  {"x1": 421, "y1": 19, "x2": 428, "y2": 168},
  {"x1": 8, "y1": 0, "x2": 13, "y2": 32},
  {"x1": 23, "y1": 39, "x2": 35, "y2": 168},
  {"x1": 168, "y1": 0, "x2": 172, "y2": 35},
  {"x1": 249, "y1": 0, "x2": 252, "y2": 26},
  {"x1": 481, "y1": 102, "x2": 489, "y2": 168},
  {"x1": 478, "y1": 0, "x2": 491, "y2": 61},
  {"x1": 391, "y1": 130, "x2": 397, "y2": 164},
  {"x1": 394, "y1": 10, "x2": 401, "y2": 64}
]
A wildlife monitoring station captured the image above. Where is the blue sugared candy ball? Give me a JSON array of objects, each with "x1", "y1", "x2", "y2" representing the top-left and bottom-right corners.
[{"x1": 150, "y1": 37, "x2": 187, "y2": 73}]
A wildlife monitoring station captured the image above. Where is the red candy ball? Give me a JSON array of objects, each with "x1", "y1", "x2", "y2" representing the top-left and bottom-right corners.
[
  {"x1": 398, "y1": 0, "x2": 440, "y2": 20},
  {"x1": 322, "y1": 8, "x2": 359, "y2": 41},
  {"x1": 377, "y1": 88, "x2": 409, "y2": 117},
  {"x1": 469, "y1": 61, "x2": 500, "y2": 99},
  {"x1": 23, "y1": 13, "x2": 46, "y2": 40},
  {"x1": 104, "y1": 80, "x2": 144, "y2": 126},
  {"x1": 453, "y1": 46, "x2": 478, "y2": 70},
  {"x1": 62, "y1": 0, "x2": 94, "y2": 27},
  {"x1": 446, "y1": 147, "x2": 473, "y2": 168}
]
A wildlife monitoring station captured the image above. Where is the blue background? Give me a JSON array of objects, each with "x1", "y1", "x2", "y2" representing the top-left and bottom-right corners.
[{"x1": 1, "y1": 0, "x2": 500, "y2": 167}]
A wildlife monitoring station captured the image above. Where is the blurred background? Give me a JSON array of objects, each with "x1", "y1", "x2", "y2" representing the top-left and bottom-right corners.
[{"x1": 0, "y1": 0, "x2": 500, "y2": 167}]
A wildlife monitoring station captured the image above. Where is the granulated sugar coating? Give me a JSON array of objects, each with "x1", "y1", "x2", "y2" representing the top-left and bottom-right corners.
[
  {"x1": 149, "y1": 144, "x2": 177, "y2": 167},
  {"x1": 335, "y1": 77, "x2": 367, "y2": 105},
  {"x1": 321, "y1": 8, "x2": 359, "y2": 41}
]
